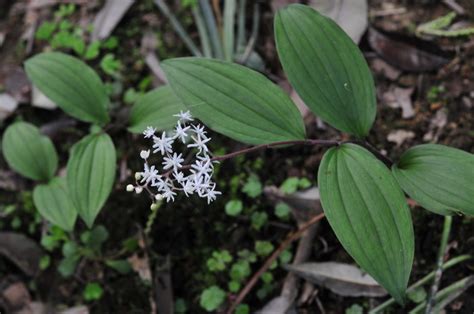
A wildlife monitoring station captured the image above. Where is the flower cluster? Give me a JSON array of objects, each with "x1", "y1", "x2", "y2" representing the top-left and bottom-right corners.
[{"x1": 127, "y1": 111, "x2": 221, "y2": 204}]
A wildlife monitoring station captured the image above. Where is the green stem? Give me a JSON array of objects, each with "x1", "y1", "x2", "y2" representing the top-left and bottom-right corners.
[
  {"x1": 369, "y1": 254, "x2": 471, "y2": 313},
  {"x1": 425, "y1": 215, "x2": 453, "y2": 313},
  {"x1": 409, "y1": 276, "x2": 474, "y2": 314}
]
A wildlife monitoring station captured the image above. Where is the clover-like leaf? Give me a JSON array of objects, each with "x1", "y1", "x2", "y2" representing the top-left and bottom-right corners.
[
  {"x1": 392, "y1": 144, "x2": 474, "y2": 216},
  {"x1": 275, "y1": 4, "x2": 376, "y2": 137},
  {"x1": 2, "y1": 122, "x2": 58, "y2": 181},
  {"x1": 162, "y1": 57, "x2": 306, "y2": 145},
  {"x1": 67, "y1": 133, "x2": 116, "y2": 228},
  {"x1": 318, "y1": 143, "x2": 414, "y2": 303}
]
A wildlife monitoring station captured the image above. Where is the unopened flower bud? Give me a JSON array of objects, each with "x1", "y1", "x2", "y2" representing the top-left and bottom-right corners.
[
  {"x1": 135, "y1": 187, "x2": 143, "y2": 194},
  {"x1": 140, "y1": 150, "x2": 150, "y2": 160},
  {"x1": 135, "y1": 172, "x2": 142, "y2": 180},
  {"x1": 155, "y1": 194, "x2": 164, "y2": 201},
  {"x1": 126, "y1": 184, "x2": 134, "y2": 192},
  {"x1": 150, "y1": 203, "x2": 159, "y2": 211}
]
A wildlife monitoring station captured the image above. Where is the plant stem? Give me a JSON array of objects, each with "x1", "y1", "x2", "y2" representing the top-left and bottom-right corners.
[
  {"x1": 368, "y1": 254, "x2": 471, "y2": 314},
  {"x1": 409, "y1": 275, "x2": 474, "y2": 314},
  {"x1": 225, "y1": 213, "x2": 326, "y2": 314},
  {"x1": 425, "y1": 215, "x2": 453, "y2": 313}
]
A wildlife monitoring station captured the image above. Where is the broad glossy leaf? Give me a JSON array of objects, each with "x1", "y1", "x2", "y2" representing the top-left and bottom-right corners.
[
  {"x1": 318, "y1": 143, "x2": 414, "y2": 303},
  {"x1": 392, "y1": 144, "x2": 474, "y2": 216},
  {"x1": 25, "y1": 52, "x2": 109, "y2": 125},
  {"x1": 2, "y1": 122, "x2": 57, "y2": 181},
  {"x1": 67, "y1": 133, "x2": 116, "y2": 228},
  {"x1": 128, "y1": 86, "x2": 185, "y2": 133},
  {"x1": 275, "y1": 4, "x2": 376, "y2": 137},
  {"x1": 162, "y1": 57, "x2": 306, "y2": 145},
  {"x1": 33, "y1": 177, "x2": 77, "y2": 231}
]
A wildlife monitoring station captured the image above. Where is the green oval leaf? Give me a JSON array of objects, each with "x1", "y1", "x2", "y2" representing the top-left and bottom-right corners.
[
  {"x1": 318, "y1": 143, "x2": 414, "y2": 303},
  {"x1": 33, "y1": 177, "x2": 77, "y2": 231},
  {"x1": 275, "y1": 4, "x2": 376, "y2": 137},
  {"x1": 2, "y1": 122, "x2": 58, "y2": 181},
  {"x1": 25, "y1": 52, "x2": 109, "y2": 125},
  {"x1": 162, "y1": 57, "x2": 306, "y2": 145},
  {"x1": 392, "y1": 144, "x2": 474, "y2": 216},
  {"x1": 128, "y1": 86, "x2": 185, "y2": 133},
  {"x1": 67, "y1": 133, "x2": 116, "y2": 228}
]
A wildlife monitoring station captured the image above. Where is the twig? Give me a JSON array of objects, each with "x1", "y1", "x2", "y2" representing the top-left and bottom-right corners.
[
  {"x1": 369, "y1": 254, "x2": 471, "y2": 313},
  {"x1": 425, "y1": 215, "x2": 453, "y2": 313},
  {"x1": 359, "y1": 140, "x2": 394, "y2": 167},
  {"x1": 225, "y1": 213, "x2": 326, "y2": 314}
]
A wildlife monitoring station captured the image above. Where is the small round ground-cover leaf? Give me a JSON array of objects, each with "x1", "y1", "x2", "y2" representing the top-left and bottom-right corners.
[
  {"x1": 275, "y1": 4, "x2": 376, "y2": 137},
  {"x1": 318, "y1": 143, "x2": 414, "y2": 303},
  {"x1": 33, "y1": 177, "x2": 77, "y2": 231},
  {"x1": 2, "y1": 122, "x2": 58, "y2": 181},
  {"x1": 25, "y1": 52, "x2": 109, "y2": 125},
  {"x1": 67, "y1": 133, "x2": 116, "y2": 228},
  {"x1": 162, "y1": 57, "x2": 306, "y2": 145},
  {"x1": 128, "y1": 86, "x2": 185, "y2": 133},
  {"x1": 392, "y1": 144, "x2": 474, "y2": 216}
]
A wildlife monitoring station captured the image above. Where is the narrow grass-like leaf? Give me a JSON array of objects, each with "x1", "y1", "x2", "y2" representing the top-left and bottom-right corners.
[
  {"x1": 223, "y1": 0, "x2": 236, "y2": 61},
  {"x1": 25, "y1": 52, "x2": 109, "y2": 125},
  {"x1": 128, "y1": 86, "x2": 185, "y2": 133},
  {"x1": 318, "y1": 143, "x2": 414, "y2": 303},
  {"x1": 392, "y1": 144, "x2": 474, "y2": 216},
  {"x1": 67, "y1": 133, "x2": 116, "y2": 228},
  {"x1": 2, "y1": 122, "x2": 57, "y2": 181},
  {"x1": 33, "y1": 177, "x2": 77, "y2": 231},
  {"x1": 275, "y1": 4, "x2": 376, "y2": 137},
  {"x1": 162, "y1": 57, "x2": 306, "y2": 144}
]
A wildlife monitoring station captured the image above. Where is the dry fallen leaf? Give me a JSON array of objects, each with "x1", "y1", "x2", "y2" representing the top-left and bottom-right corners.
[
  {"x1": 92, "y1": 0, "x2": 135, "y2": 41},
  {"x1": 310, "y1": 0, "x2": 368, "y2": 43},
  {"x1": 0, "y1": 232, "x2": 43, "y2": 276},
  {"x1": 0, "y1": 93, "x2": 18, "y2": 122},
  {"x1": 423, "y1": 109, "x2": 448, "y2": 142},
  {"x1": 284, "y1": 262, "x2": 388, "y2": 297},
  {"x1": 128, "y1": 253, "x2": 152, "y2": 282},
  {"x1": 369, "y1": 27, "x2": 451, "y2": 72},
  {"x1": 383, "y1": 86, "x2": 415, "y2": 119},
  {"x1": 387, "y1": 129, "x2": 416, "y2": 146},
  {"x1": 0, "y1": 282, "x2": 31, "y2": 313}
]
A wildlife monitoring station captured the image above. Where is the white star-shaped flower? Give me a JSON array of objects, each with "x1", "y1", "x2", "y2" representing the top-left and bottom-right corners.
[
  {"x1": 174, "y1": 122, "x2": 190, "y2": 143},
  {"x1": 163, "y1": 153, "x2": 184, "y2": 171},
  {"x1": 143, "y1": 126, "x2": 156, "y2": 138},
  {"x1": 192, "y1": 124, "x2": 208, "y2": 139},
  {"x1": 204, "y1": 183, "x2": 221, "y2": 204},
  {"x1": 188, "y1": 135, "x2": 211, "y2": 154},
  {"x1": 140, "y1": 163, "x2": 159, "y2": 184},
  {"x1": 173, "y1": 110, "x2": 193, "y2": 123},
  {"x1": 152, "y1": 132, "x2": 174, "y2": 155},
  {"x1": 162, "y1": 186, "x2": 177, "y2": 202}
]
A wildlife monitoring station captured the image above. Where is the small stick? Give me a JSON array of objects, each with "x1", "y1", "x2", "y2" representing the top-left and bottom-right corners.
[{"x1": 225, "y1": 213, "x2": 326, "y2": 314}]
